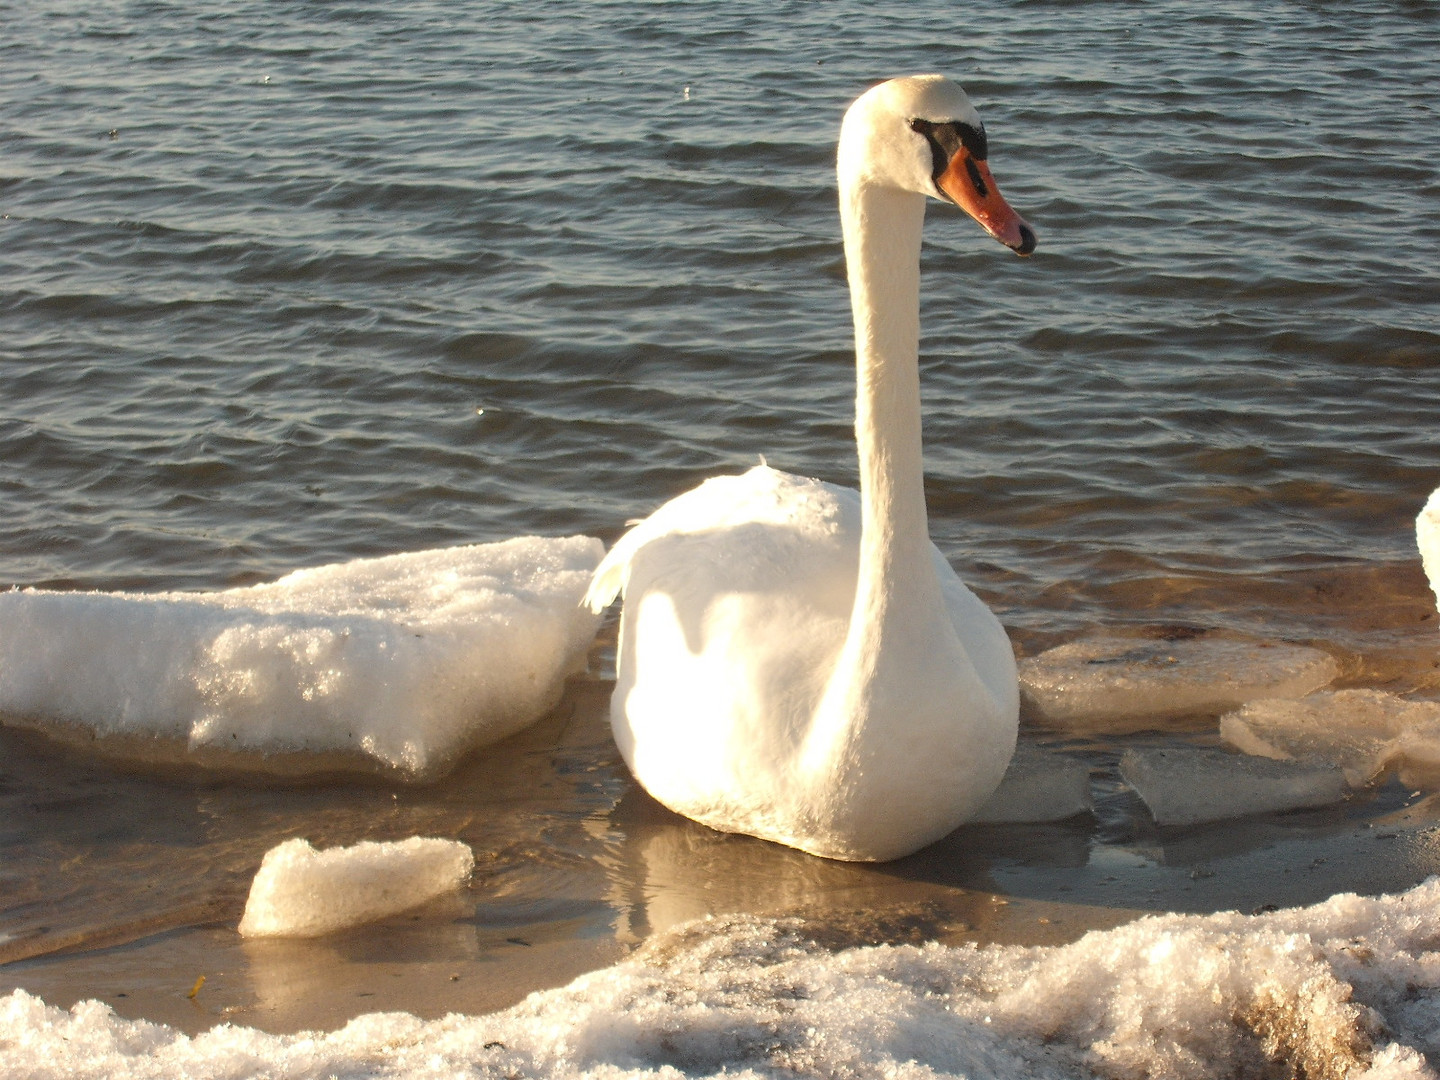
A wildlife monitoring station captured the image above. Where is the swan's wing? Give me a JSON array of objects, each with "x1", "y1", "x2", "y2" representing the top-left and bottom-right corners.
[
  {"x1": 1419, "y1": 487, "x2": 1440, "y2": 608},
  {"x1": 585, "y1": 464, "x2": 854, "y2": 612},
  {"x1": 930, "y1": 543, "x2": 1019, "y2": 711}
]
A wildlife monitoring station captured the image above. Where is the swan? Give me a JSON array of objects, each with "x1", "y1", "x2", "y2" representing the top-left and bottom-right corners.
[
  {"x1": 1419, "y1": 488, "x2": 1440, "y2": 609},
  {"x1": 585, "y1": 75, "x2": 1035, "y2": 861}
]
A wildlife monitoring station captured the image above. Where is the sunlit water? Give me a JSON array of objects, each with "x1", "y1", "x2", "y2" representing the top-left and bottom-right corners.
[{"x1": 2, "y1": 0, "x2": 1439, "y2": 1039}]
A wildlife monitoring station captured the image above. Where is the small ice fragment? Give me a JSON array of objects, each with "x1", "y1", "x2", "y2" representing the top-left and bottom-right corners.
[
  {"x1": 1119, "y1": 746, "x2": 1346, "y2": 827},
  {"x1": 1019, "y1": 636, "x2": 1337, "y2": 731},
  {"x1": 972, "y1": 743, "x2": 1092, "y2": 823},
  {"x1": 1223, "y1": 689, "x2": 1440, "y2": 788},
  {"x1": 238, "y1": 836, "x2": 474, "y2": 938}
]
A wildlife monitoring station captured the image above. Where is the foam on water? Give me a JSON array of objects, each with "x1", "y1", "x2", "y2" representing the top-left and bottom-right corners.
[
  {"x1": 1019, "y1": 636, "x2": 1339, "y2": 732},
  {"x1": 5, "y1": 879, "x2": 1440, "y2": 1079},
  {"x1": 239, "y1": 837, "x2": 474, "y2": 938},
  {"x1": 0, "y1": 536, "x2": 603, "y2": 778}
]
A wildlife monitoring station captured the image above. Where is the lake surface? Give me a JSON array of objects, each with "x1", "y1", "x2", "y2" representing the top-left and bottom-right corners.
[{"x1": 2, "y1": 0, "x2": 1439, "y2": 1067}]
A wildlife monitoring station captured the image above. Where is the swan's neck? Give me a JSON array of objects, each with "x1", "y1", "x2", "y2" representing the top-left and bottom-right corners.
[
  {"x1": 844, "y1": 180, "x2": 933, "y2": 603},
  {"x1": 807, "y1": 177, "x2": 946, "y2": 777}
]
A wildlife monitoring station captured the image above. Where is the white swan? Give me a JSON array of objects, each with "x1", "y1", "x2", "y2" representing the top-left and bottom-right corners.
[
  {"x1": 585, "y1": 75, "x2": 1034, "y2": 861},
  {"x1": 1419, "y1": 488, "x2": 1440, "y2": 609}
]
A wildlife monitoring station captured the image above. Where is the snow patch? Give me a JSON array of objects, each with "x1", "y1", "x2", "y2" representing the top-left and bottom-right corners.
[{"x1": 6, "y1": 879, "x2": 1440, "y2": 1079}]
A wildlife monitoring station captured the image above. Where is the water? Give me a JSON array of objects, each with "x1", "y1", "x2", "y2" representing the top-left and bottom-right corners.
[{"x1": 2, "y1": 0, "x2": 1440, "y2": 1064}]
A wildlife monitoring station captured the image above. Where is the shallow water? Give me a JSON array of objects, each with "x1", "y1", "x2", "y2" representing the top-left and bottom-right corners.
[{"x1": 2, "y1": 0, "x2": 1440, "y2": 1048}]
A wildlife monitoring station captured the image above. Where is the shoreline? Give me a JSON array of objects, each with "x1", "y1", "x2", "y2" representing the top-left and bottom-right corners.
[
  {"x1": 0, "y1": 875, "x2": 1155, "y2": 1037},
  {"x1": 4, "y1": 649, "x2": 1440, "y2": 1040}
]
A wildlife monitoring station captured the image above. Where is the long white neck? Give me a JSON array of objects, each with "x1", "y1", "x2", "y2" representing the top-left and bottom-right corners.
[
  {"x1": 844, "y1": 178, "x2": 939, "y2": 638},
  {"x1": 805, "y1": 173, "x2": 948, "y2": 778}
]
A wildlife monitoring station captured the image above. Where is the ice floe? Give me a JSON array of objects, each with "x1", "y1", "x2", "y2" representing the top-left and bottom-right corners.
[
  {"x1": 1019, "y1": 635, "x2": 1338, "y2": 731},
  {"x1": 1120, "y1": 746, "x2": 1347, "y2": 827},
  {"x1": 239, "y1": 837, "x2": 475, "y2": 938},
  {"x1": 1222, "y1": 689, "x2": 1440, "y2": 788},
  {"x1": 5, "y1": 878, "x2": 1440, "y2": 1079},
  {"x1": 972, "y1": 742, "x2": 1093, "y2": 823},
  {"x1": 0, "y1": 536, "x2": 604, "y2": 778},
  {"x1": 1418, "y1": 487, "x2": 1440, "y2": 609}
]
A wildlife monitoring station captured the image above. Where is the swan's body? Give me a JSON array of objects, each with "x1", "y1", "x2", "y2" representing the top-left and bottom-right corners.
[
  {"x1": 586, "y1": 76, "x2": 1035, "y2": 861},
  {"x1": 1419, "y1": 488, "x2": 1440, "y2": 609}
]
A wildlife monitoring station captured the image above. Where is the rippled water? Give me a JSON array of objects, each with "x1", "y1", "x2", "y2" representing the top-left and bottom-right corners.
[{"x1": 2, "y1": 0, "x2": 1439, "y2": 1035}]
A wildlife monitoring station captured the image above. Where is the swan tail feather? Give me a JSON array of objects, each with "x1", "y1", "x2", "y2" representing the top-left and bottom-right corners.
[
  {"x1": 583, "y1": 544, "x2": 629, "y2": 612},
  {"x1": 584, "y1": 510, "x2": 666, "y2": 611},
  {"x1": 582, "y1": 465, "x2": 799, "y2": 613}
]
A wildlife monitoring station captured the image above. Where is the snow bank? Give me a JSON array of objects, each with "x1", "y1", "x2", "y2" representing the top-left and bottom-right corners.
[
  {"x1": 6, "y1": 878, "x2": 1440, "y2": 1079},
  {"x1": 1019, "y1": 635, "x2": 1338, "y2": 730},
  {"x1": 1222, "y1": 689, "x2": 1440, "y2": 787},
  {"x1": 0, "y1": 536, "x2": 604, "y2": 778},
  {"x1": 239, "y1": 837, "x2": 474, "y2": 938},
  {"x1": 1120, "y1": 746, "x2": 1347, "y2": 827}
]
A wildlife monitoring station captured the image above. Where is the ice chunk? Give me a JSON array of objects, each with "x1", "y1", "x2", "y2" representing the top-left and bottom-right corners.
[
  {"x1": 0, "y1": 536, "x2": 604, "y2": 778},
  {"x1": 1222, "y1": 690, "x2": 1440, "y2": 787},
  {"x1": 1418, "y1": 487, "x2": 1440, "y2": 609},
  {"x1": 1019, "y1": 635, "x2": 1338, "y2": 731},
  {"x1": 972, "y1": 743, "x2": 1092, "y2": 823},
  {"x1": 7, "y1": 878, "x2": 1440, "y2": 1079},
  {"x1": 238, "y1": 836, "x2": 474, "y2": 938},
  {"x1": 1119, "y1": 746, "x2": 1346, "y2": 826}
]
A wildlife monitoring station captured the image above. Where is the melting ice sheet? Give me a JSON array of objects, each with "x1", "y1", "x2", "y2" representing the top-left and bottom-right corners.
[
  {"x1": 1120, "y1": 746, "x2": 1346, "y2": 827},
  {"x1": 0, "y1": 536, "x2": 604, "y2": 779},
  {"x1": 1019, "y1": 635, "x2": 1338, "y2": 731},
  {"x1": 5, "y1": 879, "x2": 1440, "y2": 1079},
  {"x1": 1224, "y1": 690, "x2": 1440, "y2": 788}
]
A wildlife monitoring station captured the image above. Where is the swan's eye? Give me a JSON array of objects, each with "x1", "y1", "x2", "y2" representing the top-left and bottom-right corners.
[
  {"x1": 908, "y1": 119, "x2": 991, "y2": 187},
  {"x1": 909, "y1": 119, "x2": 948, "y2": 184}
]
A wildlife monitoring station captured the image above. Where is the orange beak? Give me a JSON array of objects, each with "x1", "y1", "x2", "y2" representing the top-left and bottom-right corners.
[{"x1": 937, "y1": 149, "x2": 1037, "y2": 256}]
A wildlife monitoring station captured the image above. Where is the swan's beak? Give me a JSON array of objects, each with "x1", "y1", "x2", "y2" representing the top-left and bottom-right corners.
[{"x1": 937, "y1": 149, "x2": 1037, "y2": 256}]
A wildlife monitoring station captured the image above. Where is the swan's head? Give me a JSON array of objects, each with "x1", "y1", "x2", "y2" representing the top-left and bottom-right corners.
[{"x1": 839, "y1": 75, "x2": 1037, "y2": 256}]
